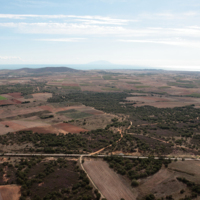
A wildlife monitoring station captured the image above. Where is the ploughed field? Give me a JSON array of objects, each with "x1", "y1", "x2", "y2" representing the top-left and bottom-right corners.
[
  {"x1": 83, "y1": 159, "x2": 136, "y2": 200},
  {"x1": 83, "y1": 158, "x2": 200, "y2": 200},
  {"x1": 0, "y1": 92, "x2": 113, "y2": 135}
]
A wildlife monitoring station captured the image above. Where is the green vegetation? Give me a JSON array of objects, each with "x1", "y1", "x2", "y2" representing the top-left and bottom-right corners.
[
  {"x1": 48, "y1": 92, "x2": 200, "y2": 153},
  {"x1": 186, "y1": 93, "x2": 200, "y2": 98},
  {"x1": 126, "y1": 82, "x2": 142, "y2": 84},
  {"x1": 101, "y1": 87, "x2": 120, "y2": 91},
  {"x1": 104, "y1": 156, "x2": 171, "y2": 186},
  {"x1": 0, "y1": 83, "x2": 46, "y2": 96},
  {"x1": 0, "y1": 95, "x2": 7, "y2": 100},
  {"x1": 40, "y1": 115, "x2": 54, "y2": 119},
  {"x1": 0, "y1": 129, "x2": 121, "y2": 154},
  {"x1": 103, "y1": 75, "x2": 118, "y2": 80},
  {"x1": 57, "y1": 109, "x2": 92, "y2": 119},
  {"x1": 177, "y1": 177, "x2": 200, "y2": 198},
  {"x1": 0, "y1": 158, "x2": 95, "y2": 200},
  {"x1": 167, "y1": 81, "x2": 197, "y2": 88},
  {"x1": 62, "y1": 86, "x2": 81, "y2": 90},
  {"x1": 158, "y1": 86, "x2": 171, "y2": 89}
]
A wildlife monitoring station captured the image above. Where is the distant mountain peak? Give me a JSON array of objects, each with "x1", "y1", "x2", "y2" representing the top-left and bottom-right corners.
[{"x1": 88, "y1": 60, "x2": 112, "y2": 65}]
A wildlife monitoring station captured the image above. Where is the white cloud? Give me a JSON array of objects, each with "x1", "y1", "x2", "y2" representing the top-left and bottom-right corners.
[
  {"x1": 0, "y1": 14, "x2": 131, "y2": 25},
  {"x1": 118, "y1": 39, "x2": 200, "y2": 47},
  {"x1": 0, "y1": 56, "x2": 23, "y2": 60},
  {"x1": 37, "y1": 38, "x2": 86, "y2": 42},
  {"x1": 1, "y1": 22, "x2": 200, "y2": 40},
  {"x1": 139, "y1": 11, "x2": 199, "y2": 20}
]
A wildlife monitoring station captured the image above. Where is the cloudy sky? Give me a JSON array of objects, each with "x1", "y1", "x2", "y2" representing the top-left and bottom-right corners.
[{"x1": 1, "y1": 0, "x2": 200, "y2": 70}]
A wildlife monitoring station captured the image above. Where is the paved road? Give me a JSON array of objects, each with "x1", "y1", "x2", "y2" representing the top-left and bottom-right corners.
[{"x1": 1, "y1": 153, "x2": 200, "y2": 161}]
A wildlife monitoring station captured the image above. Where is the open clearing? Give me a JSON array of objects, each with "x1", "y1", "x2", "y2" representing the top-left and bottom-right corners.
[
  {"x1": 54, "y1": 123, "x2": 88, "y2": 133},
  {"x1": 83, "y1": 159, "x2": 136, "y2": 200},
  {"x1": 0, "y1": 185, "x2": 21, "y2": 200}
]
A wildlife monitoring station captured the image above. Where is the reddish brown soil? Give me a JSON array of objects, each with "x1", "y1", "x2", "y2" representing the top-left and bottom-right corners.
[
  {"x1": 0, "y1": 100, "x2": 15, "y2": 106},
  {"x1": 54, "y1": 123, "x2": 88, "y2": 133},
  {"x1": 32, "y1": 93, "x2": 52, "y2": 101},
  {"x1": 7, "y1": 93, "x2": 22, "y2": 98},
  {"x1": 22, "y1": 126, "x2": 61, "y2": 134},
  {"x1": 83, "y1": 160, "x2": 136, "y2": 200},
  {"x1": 0, "y1": 185, "x2": 21, "y2": 200},
  {"x1": 0, "y1": 121, "x2": 26, "y2": 131},
  {"x1": 11, "y1": 99, "x2": 21, "y2": 104},
  {"x1": 0, "y1": 123, "x2": 14, "y2": 135},
  {"x1": 39, "y1": 105, "x2": 54, "y2": 112}
]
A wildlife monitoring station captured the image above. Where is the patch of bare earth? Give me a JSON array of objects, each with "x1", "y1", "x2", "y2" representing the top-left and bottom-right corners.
[
  {"x1": 83, "y1": 159, "x2": 136, "y2": 200},
  {"x1": 138, "y1": 167, "x2": 185, "y2": 199},
  {"x1": 0, "y1": 123, "x2": 14, "y2": 135},
  {"x1": 0, "y1": 185, "x2": 21, "y2": 200},
  {"x1": 1, "y1": 121, "x2": 26, "y2": 131},
  {"x1": 31, "y1": 93, "x2": 52, "y2": 101},
  {"x1": 53, "y1": 123, "x2": 88, "y2": 133}
]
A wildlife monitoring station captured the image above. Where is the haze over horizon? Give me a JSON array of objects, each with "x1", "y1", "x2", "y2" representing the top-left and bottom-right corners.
[{"x1": 1, "y1": 0, "x2": 200, "y2": 71}]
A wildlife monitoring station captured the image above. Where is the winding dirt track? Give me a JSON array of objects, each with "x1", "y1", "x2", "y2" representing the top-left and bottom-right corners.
[{"x1": 81, "y1": 122, "x2": 133, "y2": 199}]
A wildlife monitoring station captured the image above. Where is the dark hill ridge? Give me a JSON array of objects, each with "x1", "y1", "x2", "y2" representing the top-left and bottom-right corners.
[{"x1": 14, "y1": 67, "x2": 78, "y2": 74}]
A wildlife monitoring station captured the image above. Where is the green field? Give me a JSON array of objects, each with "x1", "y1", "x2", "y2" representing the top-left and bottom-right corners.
[
  {"x1": 126, "y1": 81, "x2": 142, "y2": 84},
  {"x1": 0, "y1": 95, "x2": 7, "y2": 100},
  {"x1": 158, "y1": 86, "x2": 171, "y2": 89}
]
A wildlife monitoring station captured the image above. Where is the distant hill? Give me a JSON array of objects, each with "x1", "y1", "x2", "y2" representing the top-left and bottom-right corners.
[{"x1": 14, "y1": 67, "x2": 78, "y2": 74}]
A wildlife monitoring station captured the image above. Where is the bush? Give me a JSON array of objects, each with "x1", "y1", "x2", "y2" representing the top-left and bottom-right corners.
[{"x1": 131, "y1": 179, "x2": 139, "y2": 187}]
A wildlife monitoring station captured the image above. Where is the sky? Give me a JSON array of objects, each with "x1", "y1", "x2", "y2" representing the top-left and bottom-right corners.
[{"x1": 0, "y1": 0, "x2": 200, "y2": 70}]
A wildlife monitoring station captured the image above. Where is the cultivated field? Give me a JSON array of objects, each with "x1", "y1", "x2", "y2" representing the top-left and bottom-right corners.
[
  {"x1": 83, "y1": 159, "x2": 136, "y2": 200},
  {"x1": 0, "y1": 185, "x2": 21, "y2": 200}
]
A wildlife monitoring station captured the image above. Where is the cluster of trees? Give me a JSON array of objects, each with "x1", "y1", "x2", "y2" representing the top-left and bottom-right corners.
[
  {"x1": 177, "y1": 177, "x2": 200, "y2": 197},
  {"x1": 0, "y1": 83, "x2": 46, "y2": 96},
  {"x1": 104, "y1": 156, "x2": 171, "y2": 187},
  {"x1": 0, "y1": 129, "x2": 121, "y2": 154},
  {"x1": 0, "y1": 157, "x2": 96, "y2": 200}
]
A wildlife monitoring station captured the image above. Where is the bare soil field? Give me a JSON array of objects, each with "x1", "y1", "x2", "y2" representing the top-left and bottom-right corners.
[
  {"x1": 126, "y1": 96, "x2": 200, "y2": 108},
  {"x1": 31, "y1": 93, "x2": 52, "y2": 101},
  {"x1": 11, "y1": 120, "x2": 49, "y2": 129},
  {"x1": 0, "y1": 100, "x2": 19, "y2": 106},
  {"x1": 53, "y1": 123, "x2": 88, "y2": 133},
  {"x1": 22, "y1": 125, "x2": 66, "y2": 134},
  {"x1": 83, "y1": 159, "x2": 136, "y2": 200},
  {"x1": 0, "y1": 121, "x2": 26, "y2": 131},
  {"x1": 0, "y1": 123, "x2": 14, "y2": 135},
  {"x1": 0, "y1": 107, "x2": 44, "y2": 119},
  {"x1": 138, "y1": 167, "x2": 187, "y2": 200},
  {"x1": 0, "y1": 185, "x2": 21, "y2": 200},
  {"x1": 7, "y1": 93, "x2": 22, "y2": 99},
  {"x1": 39, "y1": 105, "x2": 54, "y2": 112},
  {"x1": 168, "y1": 160, "x2": 200, "y2": 184},
  {"x1": 137, "y1": 160, "x2": 200, "y2": 199}
]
